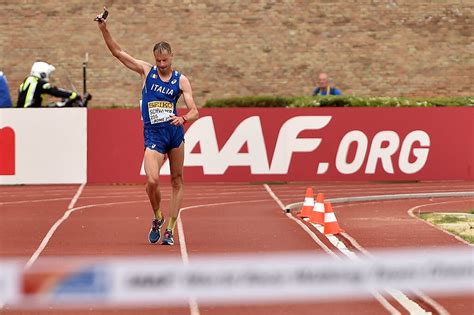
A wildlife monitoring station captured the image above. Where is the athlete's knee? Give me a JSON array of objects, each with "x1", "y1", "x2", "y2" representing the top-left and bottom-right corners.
[
  {"x1": 170, "y1": 173, "x2": 183, "y2": 190},
  {"x1": 146, "y1": 175, "x2": 160, "y2": 189}
]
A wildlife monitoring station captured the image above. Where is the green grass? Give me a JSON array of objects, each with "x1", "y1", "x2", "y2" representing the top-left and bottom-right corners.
[
  {"x1": 417, "y1": 212, "x2": 473, "y2": 244},
  {"x1": 433, "y1": 215, "x2": 463, "y2": 224},
  {"x1": 419, "y1": 213, "x2": 431, "y2": 220}
]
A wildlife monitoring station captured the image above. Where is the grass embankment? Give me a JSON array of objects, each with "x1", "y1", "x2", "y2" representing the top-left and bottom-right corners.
[{"x1": 418, "y1": 210, "x2": 474, "y2": 244}]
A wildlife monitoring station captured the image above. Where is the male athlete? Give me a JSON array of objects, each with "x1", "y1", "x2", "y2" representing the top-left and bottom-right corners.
[{"x1": 96, "y1": 8, "x2": 199, "y2": 245}]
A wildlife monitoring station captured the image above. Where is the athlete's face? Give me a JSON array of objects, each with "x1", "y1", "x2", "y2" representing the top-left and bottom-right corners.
[{"x1": 154, "y1": 51, "x2": 173, "y2": 73}]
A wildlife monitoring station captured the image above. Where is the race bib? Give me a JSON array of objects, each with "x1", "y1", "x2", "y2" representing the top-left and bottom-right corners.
[{"x1": 148, "y1": 101, "x2": 174, "y2": 124}]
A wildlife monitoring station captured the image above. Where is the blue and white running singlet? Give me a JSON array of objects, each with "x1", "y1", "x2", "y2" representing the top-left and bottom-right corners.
[
  {"x1": 141, "y1": 67, "x2": 184, "y2": 154},
  {"x1": 141, "y1": 66, "x2": 182, "y2": 127}
]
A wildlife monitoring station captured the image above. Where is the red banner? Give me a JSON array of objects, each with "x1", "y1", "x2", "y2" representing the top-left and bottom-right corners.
[
  {"x1": 87, "y1": 108, "x2": 474, "y2": 183},
  {"x1": 0, "y1": 127, "x2": 15, "y2": 175}
]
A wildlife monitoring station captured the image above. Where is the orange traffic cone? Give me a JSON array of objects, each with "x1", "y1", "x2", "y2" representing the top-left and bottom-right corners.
[
  {"x1": 297, "y1": 187, "x2": 314, "y2": 219},
  {"x1": 309, "y1": 193, "x2": 325, "y2": 225},
  {"x1": 323, "y1": 202, "x2": 344, "y2": 235}
]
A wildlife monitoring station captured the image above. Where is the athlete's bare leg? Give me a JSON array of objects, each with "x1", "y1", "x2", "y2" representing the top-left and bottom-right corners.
[
  {"x1": 144, "y1": 148, "x2": 166, "y2": 215},
  {"x1": 167, "y1": 141, "x2": 185, "y2": 231}
]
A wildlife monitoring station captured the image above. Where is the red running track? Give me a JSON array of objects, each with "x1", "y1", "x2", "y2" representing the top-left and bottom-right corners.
[{"x1": 0, "y1": 181, "x2": 473, "y2": 314}]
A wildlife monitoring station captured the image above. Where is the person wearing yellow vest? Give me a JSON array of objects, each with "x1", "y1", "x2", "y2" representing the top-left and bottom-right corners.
[{"x1": 16, "y1": 61, "x2": 81, "y2": 108}]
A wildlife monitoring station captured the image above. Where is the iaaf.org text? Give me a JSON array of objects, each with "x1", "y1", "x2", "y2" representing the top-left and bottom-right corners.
[{"x1": 153, "y1": 116, "x2": 430, "y2": 176}]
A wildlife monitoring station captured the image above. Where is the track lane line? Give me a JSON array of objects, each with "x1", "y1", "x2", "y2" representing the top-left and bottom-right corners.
[
  {"x1": 407, "y1": 199, "x2": 473, "y2": 246},
  {"x1": 412, "y1": 290, "x2": 449, "y2": 315},
  {"x1": 263, "y1": 184, "x2": 340, "y2": 260},
  {"x1": 334, "y1": 200, "x2": 466, "y2": 315},
  {"x1": 176, "y1": 212, "x2": 199, "y2": 315},
  {"x1": 327, "y1": 199, "x2": 473, "y2": 315},
  {"x1": 341, "y1": 232, "x2": 438, "y2": 315},
  {"x1": 67, "y1": 183, "x2": 85, "y2": 209},
  {"x1": 25, "y1": 195, "x2": 271, "y2": 313},
  {"x1": 24, "y1": 183, "x2": 86, "y2": 269},
  {"x1": 177, "y1": 198, "x2": 272, "y2": 315},
  {"x1": 20, "y1": 184, "x2": 469, "y2": 312},
  {"x1": 267, "y1": 184, "x2": 414, "y2": 315},
  {"x1": 323, "y1": 225, "x2": 426, "y2": 314},
  {"x1": 24, "y1": 197, "x2": 270, "y2": 313}
]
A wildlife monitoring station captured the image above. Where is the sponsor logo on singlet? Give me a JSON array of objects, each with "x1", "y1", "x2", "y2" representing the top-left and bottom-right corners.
[{"x1": 148, "y1": 101, "x2": 174, "y2": 124}]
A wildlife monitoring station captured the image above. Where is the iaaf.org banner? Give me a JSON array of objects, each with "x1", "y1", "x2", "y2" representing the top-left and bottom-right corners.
[
  {"x1": 87, "y1": 108, "x2": 474, "y2": 183},
  {"x1": 0, "y1": 108, "x2": 87, "y2": 184}
]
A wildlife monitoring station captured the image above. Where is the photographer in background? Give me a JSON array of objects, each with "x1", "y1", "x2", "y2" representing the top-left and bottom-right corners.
[{"x1": 16, "y1": 61, "x2": 82, "y2": 108}]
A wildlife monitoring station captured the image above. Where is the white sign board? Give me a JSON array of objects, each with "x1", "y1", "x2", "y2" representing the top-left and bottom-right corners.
[{"x1": 0, "y1": 108, "x2": 87, "y2": 184}]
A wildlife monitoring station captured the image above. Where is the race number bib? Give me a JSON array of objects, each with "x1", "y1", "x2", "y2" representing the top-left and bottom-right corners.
[{"x1": 148, "y1": 101, "x2": 174, "y2": 124}]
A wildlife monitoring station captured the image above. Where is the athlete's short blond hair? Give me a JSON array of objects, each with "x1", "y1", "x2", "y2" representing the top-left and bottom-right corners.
[{"x1": 153, "y1": 42, "x2": 172, "y2": 54}]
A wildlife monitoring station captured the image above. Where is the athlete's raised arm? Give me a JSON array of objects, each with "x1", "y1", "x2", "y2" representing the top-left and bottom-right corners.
[{"x1": 95, "y1": 8, "x2": 151, "y2": 77}]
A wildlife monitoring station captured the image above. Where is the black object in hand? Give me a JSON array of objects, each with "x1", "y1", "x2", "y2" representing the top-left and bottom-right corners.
[{"x1": 94, "y1": 7, "x2": 108, "y2": 22}]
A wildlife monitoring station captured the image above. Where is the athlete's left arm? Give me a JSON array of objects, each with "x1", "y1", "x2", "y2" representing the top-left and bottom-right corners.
[{"x1": 171, "y1": 75, "x2": 199, "y2": 126}]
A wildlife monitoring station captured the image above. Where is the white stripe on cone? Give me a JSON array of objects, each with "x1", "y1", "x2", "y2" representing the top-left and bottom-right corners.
[
  {"x1": 324, "y1": 212, "x2": 337, "y2": 223},
  {"x1": 304, "y1": 197, "x2": 314, "y2": 206},
  {"x1": 313, "y1": 203, "x2": 324, "y2": 213}
]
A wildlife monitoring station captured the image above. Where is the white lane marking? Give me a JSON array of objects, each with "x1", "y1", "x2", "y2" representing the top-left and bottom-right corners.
[
  {"x1": 413, "y1": 290, "x2": 450, "y2": 315},
  {"x1": 177, "y1": 217, "x2": 189, "y2": 265},
  {"x1": 262, "y1": 184, "x2": 287, "y2": 210},
  {"x1": 27, "y1": 207, "x2": 168, "y2": 272},
  {"x1": 25, "y1": 183, "x2": 86, "y2": 269},
  {"x1": 313, "y1": 225, "x2": 358, "y2": 260},
  {"x1": 386, "y1": 289, "x2": 431, "y2": 315},
  {"x1": 311, "y1": 231, "x2": 410, "y2": 315},
  {"x1": 407, "y1": 199, "x2": 474, "y2": 246},
  {"x1": 176, "y1": 217, "x2": 199, "y2": 315},
  {"x1": 25, "y1": 197, "x2": 268, "y2": 272},
  {"x1": 286, "y1": 214, "x2": 341, "y2": 260},
  {"x1": 20, "y1": 184, "x2": 465, "y2": 312},
  {"x1": 187, "y1": 298, "x2": 200, "y2": 315},
  {"x1": 333, "y1": 202, "x2": 461, "y2": 315},
  {"x1": 336, "y1": 232, "x2": 425, "y2": 314},
  {"x1": 23, "y1": 195, "x2": 269, "y2": 315},
  {"x1": 340, "y1": 232, "x2": 373, "y2": 257},
  {"x1": 263, "y1": 184, "x2": 340, "y2": 259},
  {"x1": 276, "y1": 186, "x2": 432, "y2": 315},
  {"x1": 405, "y1": 199, "x2": 473, "y2": 315},
  {"x1": 371, "y1": 292, "x2": 401, "y2": 315},
  {"x1": 177, "y1": 198, "x2": 271, "y2": 315},
  {"x1": 328, "y1": 221, "x2": 438, "y2": 314},
  {"x1": 68, "y1": 183, "x2": 86, "y2": 209}
]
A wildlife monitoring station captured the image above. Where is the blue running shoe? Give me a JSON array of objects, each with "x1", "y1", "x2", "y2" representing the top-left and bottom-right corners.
[
  {"x1": 148, "y1": 218, "x2": 164, "y2": 244},
  {"x1": 161, "y1": 229, "x2": 174, "y2": 246}
]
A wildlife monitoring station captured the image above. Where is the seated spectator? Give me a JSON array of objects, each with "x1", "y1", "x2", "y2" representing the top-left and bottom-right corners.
[
  {"x1": 312, "y1": 72, "x2": 342, "y2": 96},
  {"x1": 0, "y1": 70, "x2": 13, "y2": 108}
]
